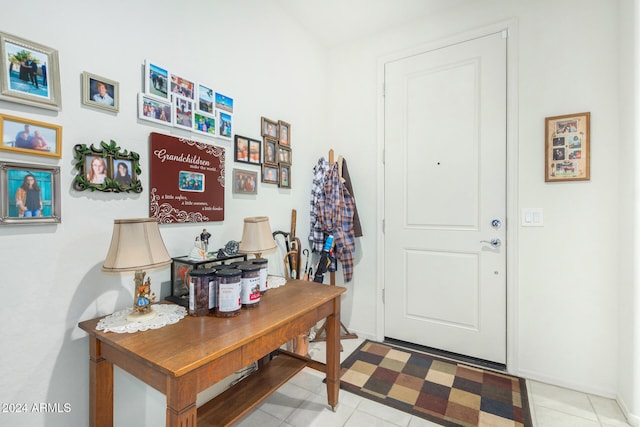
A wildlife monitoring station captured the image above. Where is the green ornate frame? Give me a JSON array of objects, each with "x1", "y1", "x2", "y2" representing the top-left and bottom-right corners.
[{"x1": 73, "y1": 140, "x2": 142, "y2": 193}]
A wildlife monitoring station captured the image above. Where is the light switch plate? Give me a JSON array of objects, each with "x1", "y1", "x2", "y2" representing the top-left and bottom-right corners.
[{"x1": 522, "y1": 208, "x2": 543, "y2": 226}]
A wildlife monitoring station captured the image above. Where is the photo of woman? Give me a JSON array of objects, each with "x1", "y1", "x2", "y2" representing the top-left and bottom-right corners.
[
  {"x1": 15, "y1": 173, "x2": 42, "y2": 217},
  {"x1": 87, "y1": 156, "x2": 108, "y2": 184},
  {"x1": 114, "y1": 161, "x2": 132, "y2": 187}
]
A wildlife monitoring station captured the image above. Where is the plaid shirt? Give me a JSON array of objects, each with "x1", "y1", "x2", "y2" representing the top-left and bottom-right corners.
[
  {"x1": 309, "y1": 157, "x2": 331, "y2": 252},
  {"x1": 317, "y1": 163, "x2": 356, "y2": 282}
]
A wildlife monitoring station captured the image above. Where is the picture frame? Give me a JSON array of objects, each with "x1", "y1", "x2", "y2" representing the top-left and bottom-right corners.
[
  {"x1": 248, "y1": 138, "x2": 261, "y2": 165},
  {"x1": 545, "y1": 112, "x2": 590, "y2": 182},
  {"x1": 170, "y1": 73, "x2": 194, "y2": 100},
  {"x1": 173, "y1": 95, "x2": 194, "y2": 131},
  {"x1": 197, "y1": 84, "x2": 214, "y2": 113},
  {"x1": 73, "y1": 140, "x2": 142, "y2": 193},
  {"x1": 278, "y1": 145, "x2": 291, "y2": 165},
  {"x1": 263, "y1": 137, "x2": 278, "y2": 165},
  {"x1": 278, "y1": 120, "x2": 290, "y2": 146},
  {"x1": 0, "y1": 161, "x2": 61, "y2": 225},
  {"x1": 261, "y1": 164, "x2": 278, "y2": 184},
  {"x1": 178, "y1": 170, "x2": 205, "y2": 192},
  {"x1": 193, "y1": 111, "x2": 216, "y2": 137},
  {"x1": 0, "y1": 114, "x2": 62, "y2": 158},
  {"x1": 261, "y1": 116, "x2": 278, "y2": 139},
  {"x1": 232, "y1": 168, "x2": 258, "y2": 195},
  {"x1": 215, "y1": 92, "x2": 234, "y2": 113},
  {"x1": 145, "y1": 60, "x2": 169, "y2": 99},
  {"x1": 82, "y1": 71, "x2": 119, "y2": 112},
  {"x1": 0, "y1": 31, "x2": 61, "y2": 111},
  {"x1": 234, "y1": 135, "x2": 261, "y2": 164},
  {"x1": 138, "y1": 93, "x2": 172, "y2": 126},
  {"x1": 278, "y1": 165, "x2": 291, "y2": 189},
  {"x1": 218, "y1": 111, "x2": 232, "y2": 140}
]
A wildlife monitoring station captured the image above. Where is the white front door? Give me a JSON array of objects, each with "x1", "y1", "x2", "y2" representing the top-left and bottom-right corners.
[{"x1": 383, "y1": 31, "x2": 507, "y2": 364}]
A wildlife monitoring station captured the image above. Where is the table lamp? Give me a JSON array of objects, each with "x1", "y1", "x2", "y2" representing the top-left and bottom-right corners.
[
  {"x1": 102, "y1": 218, "x2": 172, "y2": 321},
  {"x1": 238, "y1": 216, "x2": 277, "y2": 258}
]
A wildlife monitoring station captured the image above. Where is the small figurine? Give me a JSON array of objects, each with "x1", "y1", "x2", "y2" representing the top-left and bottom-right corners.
[
  {"x1": 189, "y1": 235, "x2": 206, "y2": 261},
  {"x1": 200, "y1": 228, "x2": 211, "y2": 252}
]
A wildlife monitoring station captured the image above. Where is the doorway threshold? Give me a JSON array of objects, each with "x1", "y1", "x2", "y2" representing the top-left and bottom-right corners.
[{"x1": 383, "y1": 337, "x2": 506, "y2": 373}]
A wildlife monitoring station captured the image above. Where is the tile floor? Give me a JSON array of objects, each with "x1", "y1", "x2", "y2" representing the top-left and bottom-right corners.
[{"x1": 234, "y1": 338, "x2": 632, "y2": 427}]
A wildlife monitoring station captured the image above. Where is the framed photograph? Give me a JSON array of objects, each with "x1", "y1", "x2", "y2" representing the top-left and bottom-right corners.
[
  {"x1": 170, "y1": 73, "x2": 194, "y2": 100},
  {"x1": 0, "y1": 161, "x2": 61, "y2": 225},
  {"x1": 261, "y1": 164, "x2": 278, "y2": 184},
  {"x1": 173, "y1": 95, "x2": 194, "y2": 131},
  {"x1": 82, "y1": 71, "x2": 118, "y2": 112},
  {"x1": 0, "y1": 114, "x2": 62, "y2": 158},
  {"x1": 145, "y1": 60, "x2": 169, "y2": 99},
  {"x1": 234, "y1": 135, "x2": 249, "y2": 163},
  {"x1": 197, "y1": 84, "x2": 214, "y2": 113},
  {"x1": 278, "y1": 165, "x2": 291, "y2": 189},
  {"x1": 178, "y1": 170, "x2": 204, "y2": 192},
  {"x1": 261, "y1": 117, "x2": 278, "y2": 139},
  {"x1": 215, "y1": 92, "x2": 234, "y2": 113},
  {"x1": 0, "y1": 31, "x2": 61, "y2": 110},
  {"x1": 218, "y1": 111, "x2": 232, "y2": 140},
  {"x1": 545, "y1": 112, "x2": 590, "y2": 182},
  {"x1": 278, "y1": 145, "x2": 291, "y2": 165},
  {"x1": 138, "y1": 93, "x2": 172, "y2": 126},
  {"x1": 73, "y1": 140, "x2": 142, "y2": 193},
  {"x1": 263, "y1": 137, "x2": 278, "y2": 165},
  {"x1": 232, "y1": 169, "x2": 258, "y2": 195},
  {"x1": 248, "y1": 138, "x2": 261, "y2": 164},
  {"x1": 193, "y1": 111, "x2": 216, "y2": 137},
  {"x1": 278, "y1": 120, "x2": 290, "y2": 146}
]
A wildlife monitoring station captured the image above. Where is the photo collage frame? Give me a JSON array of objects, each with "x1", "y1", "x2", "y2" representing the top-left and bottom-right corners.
[
  {"x1": 139, "y1": 60, "x2": 234, "y2": 141},
  {"x1": 261, "y1": 117, "x2": 291, "y2": 188}
]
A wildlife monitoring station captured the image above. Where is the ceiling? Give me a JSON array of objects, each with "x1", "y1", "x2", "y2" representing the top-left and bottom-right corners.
[{"x1": 275, "y1": 0, "x2": 471, "y2": 47}]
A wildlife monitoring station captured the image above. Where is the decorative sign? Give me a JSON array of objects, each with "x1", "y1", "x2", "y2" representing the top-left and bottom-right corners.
[{"x1": 149, "y1": 132, "x2": 224, "y2": 223}]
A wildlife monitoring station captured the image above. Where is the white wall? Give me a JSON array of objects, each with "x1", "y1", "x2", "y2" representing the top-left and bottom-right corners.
[
  {"x1": 618, "y1": 1, "x2": 640, "y2": 424},
  {"x1": 0, "y1": 1, "x2": 329, "y2": 426},
  {"x1": 325, "y1": 0, "x2": 625, "y2": 404}
]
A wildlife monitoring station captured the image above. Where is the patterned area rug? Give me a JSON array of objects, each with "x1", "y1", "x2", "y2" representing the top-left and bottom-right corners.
[{"x1": 339, "y1": 340, "x2": 532, "y2": 427}]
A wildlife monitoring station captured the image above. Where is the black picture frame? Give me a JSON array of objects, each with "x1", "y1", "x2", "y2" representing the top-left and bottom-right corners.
[{"x1": 235, "y1": 135, "x2": 261, "y2": 165}]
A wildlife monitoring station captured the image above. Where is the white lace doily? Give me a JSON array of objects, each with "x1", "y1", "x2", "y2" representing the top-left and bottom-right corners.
[
  {"x1": 267, "y1": 275, "x2": 287, "y2": 289},
  {"x1": 96, "y1": 304, "x2": 187, "y2": 334}
]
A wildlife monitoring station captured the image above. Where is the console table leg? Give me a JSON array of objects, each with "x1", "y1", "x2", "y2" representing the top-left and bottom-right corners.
[
  {"x1": 166, "y1": 375, "x2": 197, "y2": 427},
  {"x1": 89, "y1": 336, "x2": 113, "y2": 427},
  {"x1": 325, "y1": 297, "x2": 341, "y2": 410}
]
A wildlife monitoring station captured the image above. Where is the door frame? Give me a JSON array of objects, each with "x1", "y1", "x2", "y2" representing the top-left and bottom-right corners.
[{"x1": 375, "y1": 19, "x2": 520, "y2": 373}]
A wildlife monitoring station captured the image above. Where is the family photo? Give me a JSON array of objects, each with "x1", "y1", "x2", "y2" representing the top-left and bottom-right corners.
[
  {"x1": 5, "y1": 42, "x2": 49, "y2": 98},
  {"x1": 1, "y1": 115, "x2": 60, "y2": 158}
]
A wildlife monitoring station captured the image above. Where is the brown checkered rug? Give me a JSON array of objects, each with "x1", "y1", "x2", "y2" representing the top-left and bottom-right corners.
[{"x1": 339, "y1": 340, "x2": 532, "y2": 427}]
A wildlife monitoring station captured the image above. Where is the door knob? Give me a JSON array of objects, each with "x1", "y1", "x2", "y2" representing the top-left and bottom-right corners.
[
  {"x1": 480, "y1": 238, "x2": 501, "y2": 248},
  {"x1": 491, "y1": 218, "x2": 502, "y2": 229}
]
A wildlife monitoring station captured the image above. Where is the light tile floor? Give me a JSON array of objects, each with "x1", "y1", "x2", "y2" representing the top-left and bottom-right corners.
[{"x1": 234, "y1": 338, "x2": 632, "y2": 427}]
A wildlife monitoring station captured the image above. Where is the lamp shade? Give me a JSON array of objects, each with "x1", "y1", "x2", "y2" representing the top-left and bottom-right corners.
[
  {"x1": 102, "y1": 218, "x2": 172, "y2": 272},
  {"x1": 238, "y1": 216, "x2": 276, "y2": 256}
]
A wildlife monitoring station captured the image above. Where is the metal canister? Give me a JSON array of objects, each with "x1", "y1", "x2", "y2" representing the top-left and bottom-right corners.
[
  {"x1": 251, "y1": 258, "x2": 269, "y2": 294},
  {"x1": 215, "y1": 269, "x2": 242, "y2": 317},
  {"x1": 238, "y1": 263, "x2": 261, "y2": 308}
]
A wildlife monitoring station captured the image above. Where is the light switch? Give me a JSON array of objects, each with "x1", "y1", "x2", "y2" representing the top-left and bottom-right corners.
[{"x1": 522, "y1": 208, "x2": 543, "y2": 226}]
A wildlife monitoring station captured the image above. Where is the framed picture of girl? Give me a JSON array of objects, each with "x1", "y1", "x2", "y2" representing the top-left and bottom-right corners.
[{"x1": 0, "y1": 161, "x2": 61, "y2": 225}]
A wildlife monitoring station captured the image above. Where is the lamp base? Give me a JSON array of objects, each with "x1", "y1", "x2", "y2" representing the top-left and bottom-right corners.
[{"x1": 126, "y1": 309, "x2": 157, "y2": 322}]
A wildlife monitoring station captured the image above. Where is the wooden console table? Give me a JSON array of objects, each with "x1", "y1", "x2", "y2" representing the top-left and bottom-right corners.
[{"x1": 78, "y1": 280, "x2": 345, "y2": 427}]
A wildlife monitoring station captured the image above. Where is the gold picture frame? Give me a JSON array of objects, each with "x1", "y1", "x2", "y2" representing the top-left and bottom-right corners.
[
  {"x1": 0, "y1": 114, "x2": 62, "y2": 158},
  {"x1": 545, "y1": 112, "x2": 590, "y2": 182}
]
